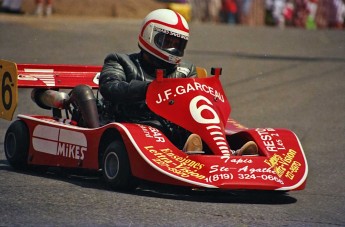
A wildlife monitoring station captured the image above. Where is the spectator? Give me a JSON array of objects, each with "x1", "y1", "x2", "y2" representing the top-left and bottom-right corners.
[
  {"x1": 265, "y1": 0, "x2": 288, "y2": 28},
  {"x1": 331, "y1": 0, "x2": 345, "y2": 29},
  {"x1": 222, "y1": 0, "x2": 238, "y2": 24},
  {"x1": 265, "y1": 0, "x2": 275, "y2": 25},
  {"x1": 0, "y1": 0, "x2": 24, "y2": 14},
  {"x1": 273, "y1": 0, "x2": 287, "y2": 28},
  {"x1": 207, "y1": 0, "x2": 222, "y2": 22},
  {"x1": 35, "y1": 0, "x2": 53, "y2": 16},
  {"x1": 293, "y1": 0, "x2": 308, "y2": 28},
  {"x1": 238, "y1": 0, "x2": 253, "y2": 25},
  {"x1": 190, "y1": 0, "x2": 207, "y2": 22},
  {"x1": 283, "y1": 0, "x2": 295, "y2": 26},
  {"x1": 306, "y1": 0, "x2": 318, "y2": 29}
]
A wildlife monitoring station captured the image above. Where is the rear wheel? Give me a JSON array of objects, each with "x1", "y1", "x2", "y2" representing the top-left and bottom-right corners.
[
  {"x1": 102, "y1": 141, "x2": 137, "y2": 191},
  {"x1": 4, "y1": 120, "x2": 29, "y2": 170}
]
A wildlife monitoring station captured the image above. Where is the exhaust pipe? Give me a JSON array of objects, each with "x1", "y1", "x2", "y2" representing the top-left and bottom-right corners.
[
  {"x1": 31, "y1": 86, "x2": 99, "y2": 128},
  {"x1": 69, "y1": 85, "x2": 100, "y2": 128},
  {"x1": 31, "y1": 89, "x2": 69, "y2": 110}
]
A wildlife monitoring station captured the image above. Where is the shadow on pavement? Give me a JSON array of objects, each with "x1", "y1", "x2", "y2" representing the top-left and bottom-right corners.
[{"x1": 0, "y1": 158, "x2": 297, "y2": 205}]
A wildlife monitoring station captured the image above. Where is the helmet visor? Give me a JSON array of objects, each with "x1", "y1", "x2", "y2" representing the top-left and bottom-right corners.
[{"x1": 154, "y1": 32, "x2": 188, "y2": 57}]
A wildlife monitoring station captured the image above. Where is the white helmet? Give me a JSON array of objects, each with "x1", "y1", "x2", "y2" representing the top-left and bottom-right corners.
[{"x1": 138, "y1": 9, "x2": 189, "y2": 65}]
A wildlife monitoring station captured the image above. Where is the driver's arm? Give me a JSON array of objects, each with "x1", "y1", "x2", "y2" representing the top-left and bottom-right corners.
[{"x1": 99, "y1": 53, "x2": 150, "y2": 103}]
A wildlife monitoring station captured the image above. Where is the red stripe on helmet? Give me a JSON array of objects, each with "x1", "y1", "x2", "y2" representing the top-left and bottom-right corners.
[
  {"x1": 138, "y1": 36, "x2": 181, "y2": 64},
  {"x1": 174, "y1": 12, "x2": 189, "y2": 32},
  {"x1": 140, "y1": 14, "x2": 189, "y2": 36},
  {"x1": 139, "y1": 36, "x2": 168, "y2": 61}
]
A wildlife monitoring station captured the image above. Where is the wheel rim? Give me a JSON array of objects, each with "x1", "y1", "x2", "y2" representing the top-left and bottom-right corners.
[
  {"x1": 5, "y1": 132, "x2": 16, "y2": 158},
  {"x1": 104, "y1": 151, "x2": 119, "y2": 180}
]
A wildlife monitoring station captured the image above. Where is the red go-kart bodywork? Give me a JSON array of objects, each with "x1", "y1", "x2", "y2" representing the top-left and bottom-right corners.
[{"x1": 0, "y1": 60, "x2": 308, "y2": 191}]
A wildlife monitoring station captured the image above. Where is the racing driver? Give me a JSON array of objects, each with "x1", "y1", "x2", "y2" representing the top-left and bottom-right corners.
[{"x1": 99, "y1": 9, "x2": 258, "y2": 155}]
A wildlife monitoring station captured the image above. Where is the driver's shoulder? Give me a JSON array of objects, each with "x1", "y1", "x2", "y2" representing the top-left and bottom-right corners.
[{"x1": 105, "y1": 52, "x2": 139, "y2": 63}]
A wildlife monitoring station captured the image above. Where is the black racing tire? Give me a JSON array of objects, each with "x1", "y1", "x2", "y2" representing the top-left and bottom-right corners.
[
  {"x1": 101, "y1": 141, "x2": 137, "y2": 191},
  {"x1": 4, "y1": 120, "x2": 30, "y2": 170}
]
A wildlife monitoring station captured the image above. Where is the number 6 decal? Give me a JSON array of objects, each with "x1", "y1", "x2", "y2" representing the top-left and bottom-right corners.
[
  {"x1": 190, "y1": 95, "x2": 220, "y2": 124},
  {"x1": 2, "y1": 72, "x2": 13, "y2": 110},
  {"x1": 0, "y1": 60, "x2": 18, "y2": 121}
]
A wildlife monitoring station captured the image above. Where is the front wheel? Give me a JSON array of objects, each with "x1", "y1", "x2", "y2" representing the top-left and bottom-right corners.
[
  {"x1": 101, "y1": 141, "x2": 137, "y2": 191},
  {"x1": 4, "y1": 120, "x2": 29, "y2": 170}
]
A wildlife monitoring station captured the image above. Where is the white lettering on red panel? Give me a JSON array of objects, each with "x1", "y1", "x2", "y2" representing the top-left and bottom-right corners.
[
  {"x1": 21, "y1": 68, "x2": 55, "y2": 86},
  {"x1": 32, "y1": 125, "x2": 87, "y2": 160}
]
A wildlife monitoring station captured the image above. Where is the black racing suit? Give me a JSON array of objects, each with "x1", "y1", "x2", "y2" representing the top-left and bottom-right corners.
[{"x1": 99, "y1": 52, "x2": 197, "y2": 148}]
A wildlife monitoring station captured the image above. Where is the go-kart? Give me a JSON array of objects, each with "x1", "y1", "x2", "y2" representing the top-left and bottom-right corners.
[{"x1": 0, "y1": 59, "x2": 308, "y2": 191}]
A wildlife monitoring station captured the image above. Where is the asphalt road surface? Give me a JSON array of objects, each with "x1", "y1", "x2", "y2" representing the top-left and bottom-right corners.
[{"x1": 1, "y1": 15, "x2": 344, "y2": 226}]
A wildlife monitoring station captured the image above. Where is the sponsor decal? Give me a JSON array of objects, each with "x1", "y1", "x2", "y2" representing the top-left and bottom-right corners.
[
  {"x1": 144, "y1": 146, "x2": 205, "y2": 180},
  {"x1": 153, "y1": 81, "x2": 229, "y2": 157},
  {"x1": 256, "y1": 128, "x2": 286, "y2": 152},
  {"x1": 93, "y1": 72, "x2": 100, "y2": 85},
  {"x1": 206, "y1": 164, "x2": 235, "y2": 183},
  {"x1": 206, "y1": 125, "x2": 231, "y2": 156},
  {"x1": 153, "y1": 26, "x2": 188, "y2": 40},
  {"x1": 21, "y1": 68, "x2": 55, "y2": 86},
  {"x1": 32, "y1": 125, "x2": 87, "y2": 160},
  {"x1": 264, "y1": 149, "x2": 300, "y2": 179},
  {"x1": 189, "y1": 96, "x2": 231, "y2": 157},
  {"x1": 155, "y1": 82, "x2": 224, "y2": 104},
  {"x1": 138, "y1": 124, "x2": 165, "y2": 142}
]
